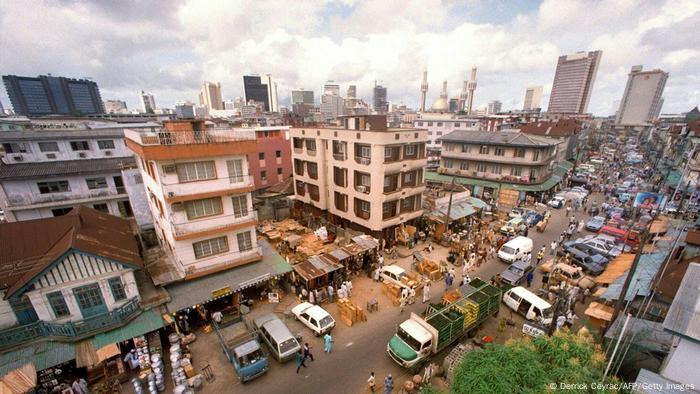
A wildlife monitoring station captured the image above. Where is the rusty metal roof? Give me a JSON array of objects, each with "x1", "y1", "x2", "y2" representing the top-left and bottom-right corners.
[{"x1": 293, "y1": 255, "x2": 343, "y2": 281}]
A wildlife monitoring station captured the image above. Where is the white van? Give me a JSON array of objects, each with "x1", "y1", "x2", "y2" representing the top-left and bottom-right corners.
[
  {"x1": 497, "y1": 236, "x2": 533, "y2": 263},
  {"x1": 502, "y1": 287, "x2": 553, "y2": 325}
]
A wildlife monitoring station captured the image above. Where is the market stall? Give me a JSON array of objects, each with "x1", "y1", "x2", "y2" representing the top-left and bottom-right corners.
[{"x1": 293, "y1": 255, "x2": 344, "y2": 297}]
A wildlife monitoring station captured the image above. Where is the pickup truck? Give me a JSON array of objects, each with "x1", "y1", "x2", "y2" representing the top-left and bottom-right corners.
[
  {"x1": 387, "y1": 278, "x2": 501, "y2": 371},
  {"x1": 213, "y1": 320, "x2": 269, "y2": 382}
]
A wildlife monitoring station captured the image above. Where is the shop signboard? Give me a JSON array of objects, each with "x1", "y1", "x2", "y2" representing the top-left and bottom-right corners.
[
  {"x1": 522, "y1": 322, "x2": 546, "y2": 337},
  {"x1": 633, "y1": 192, "x2": 665, "y2": 210},
  {"x1": 212, "y1": 286, "x2": 232, "y2": 299}
]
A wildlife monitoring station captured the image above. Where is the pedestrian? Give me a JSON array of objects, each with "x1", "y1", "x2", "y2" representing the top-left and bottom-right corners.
[
  {"x1": 308, "y1": 289, "x2": 315, "y2": 304},
  {"x1": 123, "y1": 349, "x2": 139, "y2": 370},
  {"x1": 72, "y1": 378, "x2": 89, "y2": 394},
  {"x1": 401, "y1": 287, "x2": 409, "y2": 301},
  {"x1": 558, "y1": 233, "x2": 564, "y2": 245},
  {"x1": 340, "y1": 282, "x2": 348, "y2": 299},
  {"x1": 408, "y1": 287, "x2": 416, "y2": 304},
  {"x1": 327, "y1": 285, "x2": 335, "y2": 303},
  {"x1": 347, "y1": 280, "x2": 353, "y2": 297},
  {"x1": 462, "y1": 260, "x2": 470, "y2": 277},
  {"x1": 550, "y1": 240, "x2": 557, "y2": 255},
  {"x1": 399, "y1": 295, "x2": 407, "y2": 313},
  {"x1": 301, "y1": 287, "x2": 308, "y2": 301},
  {"x1": 303, "y1": 342, "x2": 314, "y2": 362},
  {"x1": 526, "y1": 271, "x2": 534, "y2": 287},
  {"x1": 423, "y1": 282, "x2": 431, "y2": 303},
  {"x1": 384, "y1": 374, "x2": 394, "y2": 394},
  {"x1": 537, "y1": 247, "x2": 545, "y2": 265},
  {"x1": 556, "y1": 314, "x2": 566, "y2": 331},
  {"x1": 449, "y1": 267, "x2": 456, "y2": 279},
  {"x1": 295, "y1": 349, "x2": 307, "y2": 373},
  {"x1": 324, "y1": 333, "x2": 333, "y2": 353},
  {"x1": 368, "y1": 372, "x2": 376, "y2": 392}
]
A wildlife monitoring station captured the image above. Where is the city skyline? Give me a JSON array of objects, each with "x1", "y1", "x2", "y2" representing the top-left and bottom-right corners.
[{"x1": 1, "y1": 0, "x2": 698, "y2": 115}]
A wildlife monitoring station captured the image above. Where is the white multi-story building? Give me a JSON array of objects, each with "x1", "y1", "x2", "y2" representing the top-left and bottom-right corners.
[
  {"x1": 548, "y1": 50, "x2": 602, "y2": 114},
  {"x1": 199, "y1": 81, "x2": 224, "y2": 111},
  {"x1": 412, "y1": 114, "x2": 480, "y2": 168},
  {"x1": 523, "y1": 86, "x2": 543, "y2": 110},
  {"x1": 139, "y1": 91, "x2": 156, "y2": 113},
  {"x1": 125, "y1": 119, "x2": 261, "y2": 280},
  {"x1": 0, "y1": 127, "x2": 153, "y2": 227},
  {"x1": 487, "y1": 100, "x2": 503, "y2": 115},
  {"x1": 104, "y1": 100, "x2": 128, "y2": 114},
  {"x1": 290, "y1": 115, "x2": 426, "y2": 239},
  {"x1": 320, "y1": 94, "x2": 345, "y2": 120},
  {"x1": 615, "y1": 65, "x2": 668, "y2": 126}
]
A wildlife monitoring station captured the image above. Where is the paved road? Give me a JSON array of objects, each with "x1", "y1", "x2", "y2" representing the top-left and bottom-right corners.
[{"x1": 173, "y1": 197, "x2": 602, "y2": 394}]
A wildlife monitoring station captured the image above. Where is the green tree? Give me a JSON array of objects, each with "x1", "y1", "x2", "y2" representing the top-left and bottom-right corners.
[{"x1": 450, "y1": 331, "x2": 628, "y2": 394}]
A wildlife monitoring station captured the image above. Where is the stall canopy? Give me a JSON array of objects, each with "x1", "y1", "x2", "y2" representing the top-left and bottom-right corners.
[
  {"x1": 0, "y1": 364, "x2": 35, "y2": 394},
  {"x1": 601, "y1": 253, "x2": 666, "y2": 301},
  {"x1": 293, "y1": 255, "x2": 343, "y2": 282},
  {"x1": 0, "y1": 342, "x2": 74, "y2": 377},
  {"x1": 604, "y1": 315, "x2": 673, "y2": 354},
  {"x1": 165, "y1": 239, "x2": 292, "y2": 312},
  {"x1": 351, "y1": 235, "x2": 379, "y2": 251},
  {"x1": 92, "y1": 309, "x2": 165, "y2": 349},
  {"x1": 596, "y1": 253, "x2": 635, "y2": 284},
  {"x1": 325, "y1": 248, "x2": 351, "y2": 263}
]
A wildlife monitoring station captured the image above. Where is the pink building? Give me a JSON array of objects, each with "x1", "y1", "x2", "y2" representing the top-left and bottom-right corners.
[{"x1": 246, "y1": 126, "x2": 292, "y2": 192}]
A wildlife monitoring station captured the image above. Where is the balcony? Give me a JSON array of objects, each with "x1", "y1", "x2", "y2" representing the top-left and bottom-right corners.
[
  {"x1": 0, "y1": 298, "x2": 140, "y2": 351},
  {"x1": 125, "y1": 128, "x2": 256, "y2": 146},
  {"x1": 184, "y1": 246, "x2": 263, "y2": 280},
  {"x1": 441, "y1": 150, "x2": 554, "y2": 165},
  {"x1": 355, "y1": 184, "x2": 371, "y2": 194},
  {"x1": 355, "y1": 156, "x2": 371, "y2": 165},
  {"x1": 4, "y1": 188, "x2": 128, "y2": 209},
  {"x1": 333, "y1": 152, "x2": 347, "y2": 161},
  {"x1": 172, "y1": 211, "x2": 258, "y2": 241},
  {"x1": 356, "y1": 210, "x2": 370, "y2": 220},
  {"x1": 125, "y1": 128, "x2": 258, "y2": 160},
  {"x1": 162, "y1": 174, "x2": 254, "y2": 203}
]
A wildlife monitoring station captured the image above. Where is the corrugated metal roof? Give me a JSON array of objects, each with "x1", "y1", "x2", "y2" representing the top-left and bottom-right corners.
[
  {"x1": 596, "y1": 254, "x2": 635, "y2": 284},
  {"x1": 634, "y1": 369, "x2": 695, "y2": 394},
  {"x1": 602, "y1": 253, "x2": 666, "y2": 301},
  {"x1": 0, "y1": 157, "x2": 136, "y2": 180},
  {"x1": 0, "y1": 341, "x2": 74, "y2": 377},
  {"x1": 351, "y1": 235, "x2": 379, "y2": 250},
  {"x1": 605, "y1": 316, "x2": 673, "y2": 353},
  {"x1": 293, "y1": 255, "x2": 343, "y2": 282},
  {"x1": 662, "y1": 263, "x2": 700, "y2": 341},
  {"x1": 439, "y1": 130, "x2": 560, "y2": 147},
  {"x1": 92, "y1": 309, "x2": 165, "y2": 349}
]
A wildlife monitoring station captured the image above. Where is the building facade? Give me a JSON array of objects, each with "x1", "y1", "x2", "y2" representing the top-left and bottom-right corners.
[
  {"x1": 547, "y1": 50, "x2": 602, "y2": 114},
  {"x1": 523, "y1": 86, "x2": 543, "y2": 110},
  {"x1": 487, "y1": 101, "x2": 502, "y2": 114},
  {"x1": 139, "y1": 91, "x2": 156, "y2": 113},
  {"x1": 373, "y1": 85, "x2": 388, "y2": 114},
  {"x1": 243, "y1": 75, "x2": 270, "y2": 112},
  {"x1": 291, "y1": 90, "x2": 314, "y2": 106},
  {"x1": 104, "y1": 100, "x2": 128, "y2": 114},
  {"x1": 125, "y1": 120, "x2": 261, "y2": 280},
  {"x1": 615, "y1": 66, "x2": 668, "y2": 126},
  {"x1": 246, "y1": 125, "x2": 292, "y2": 192},
  {"x1": 412, "y1": 114, "x2": 480, "y2": 168},
  {"x1": 199, "y1": 81, "x2": 223, "y2": 111},
  {"x1": 2, "y1": 74, "x2": 105, "y2": 116},
  {"x1": 290, "y1": 115, "x2": 426, "y2": 239},
  {"x1": 0, "y1": 127, "x2": 152, "y2": 228}
]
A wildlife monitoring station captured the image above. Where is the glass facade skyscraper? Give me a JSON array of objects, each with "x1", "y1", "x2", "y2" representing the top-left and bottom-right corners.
[{"x1": 2, "y1": 74, "x2": 105, "y2": 116}]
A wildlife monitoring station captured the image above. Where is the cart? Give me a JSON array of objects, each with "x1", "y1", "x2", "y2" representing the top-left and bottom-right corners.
[{"x1": 536, "y1": 219, "x2": 548, "y2": 232}]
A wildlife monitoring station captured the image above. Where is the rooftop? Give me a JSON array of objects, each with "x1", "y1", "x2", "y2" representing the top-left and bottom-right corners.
[
  {"x1": 438, "y1": 130, "x2": 560, "y2": 147},
  {"x1": 0, "y1": 206, "x2": 142, "y2": 298},
  {"x1": 0, "y1": 129, "x2": 127, "y2": 141},
  {"x1": 124, "y1": 127, "x2": 256, "y2": 146},
  {"x1": 0, "y1": 157, "x2": 136, "y2": 180},
  {"x1": 663, "y1": 263, "x2": 700, "y2": 342},
  {"x1": 518, "y1": 119, "x2": 581, "y2": 138}
]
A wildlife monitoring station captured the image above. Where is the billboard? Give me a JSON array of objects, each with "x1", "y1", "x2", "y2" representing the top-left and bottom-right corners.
[{"x1": 633, "y1": 192, "x2": 664, "y2": 210}]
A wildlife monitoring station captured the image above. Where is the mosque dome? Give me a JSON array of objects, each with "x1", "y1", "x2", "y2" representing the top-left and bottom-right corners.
[{"x1": 431, "y1": 98, "x2": 449, "y2": 112}]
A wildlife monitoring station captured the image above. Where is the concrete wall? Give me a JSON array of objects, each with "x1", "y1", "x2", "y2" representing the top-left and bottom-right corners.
[
  {"x1": 122, "y1": 167, "x2": 153, "y2": 228},
  {"x1": 0, "y1": 292, "x2": 19, "y2": 329},
  {"x1": 661, "y1": 337, "x2": 700, "y2": 388},
  {"x1": 1, "y1": 136, "x2": 132, "y2": 165}
]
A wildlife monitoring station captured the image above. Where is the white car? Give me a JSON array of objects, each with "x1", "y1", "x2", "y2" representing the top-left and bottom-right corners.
[
  {"x1": 379, "y1": 264, "x2": 418, "y2": 290},
  {"x1": 291, "y1": 302, "x2": 335, "y2": 336},
  {"x1": 548, "y1": 196, "x2": 565, "y2": 209}
]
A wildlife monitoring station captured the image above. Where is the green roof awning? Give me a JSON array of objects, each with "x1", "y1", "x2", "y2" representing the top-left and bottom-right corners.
[
  {"x1": 560, "y1": 161, "x2": 574, "y2": 170},
  {"x1": 92, "y1": 309, "x2": 165, "y2": 349},
  {"x1": 0, "y1": 341, "x2": 74, "y2": 377},
  {"x1": 426, "y1": 171, "x2": 560, "y2": 192},
  {"x1": 665, "y1": 170, "x2": 682, "y2": 187}
]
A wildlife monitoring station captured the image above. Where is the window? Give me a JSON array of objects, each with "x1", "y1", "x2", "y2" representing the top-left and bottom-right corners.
[
  {"x1": 305, "y1": 139, "x2": 316, "y2": 151},
  {"x1": 231, "y1": 195, "x2": 248, "y2": 218},
  {"x1": 2, "y1": 143, "x2": 30, "y2": 153},
  {"x1": 185, "y1": 197, "x2": 223, "y2": 219},
  {"x1": 436, "y1": 132, "x2": 442, "y2": 136},
  {"x1": 261, "y1": 171, "x2": 267, "y2": 181},
  {"x1": 533, "y1": 150, "x2": 540, "y2": 161},
  {"x1": 358, "y1": 172, "x2": 370, "y2": 186},
  {"x1": 334, "y1": 192, "x2": 347, "y2": 211},
  {"x1": 275, "y1": 150, "x2": 281, "y2": 158},
  {"x1": 258, "y1": 152, "x2": 265, "y2": 160},
  {"x1": 476, "y1": 163, "x2": 487, "y2": 172},
  {"x1": 293, "y1": 137, "x2": 303, "y2": 149},
  {"x1": 333, "y1": 167, "x2": 346, "y2": 187},
  {"x1": 108, "y1": 277, "x2": 127, "y2": 301},
  {"x1": 308, "y1": 184, "x2": 320, "y2": 201},
  {"x1": 52, "y1": 207, "x2": 73, "y2": 216},
  {"x1": 47, "y1": 291, "x2": 70, "y2": 317},
  {"x1": 427, "y1": 122, "x2": 433, "y2": 126},
  {"x1": 460, "y1": 161, "x2": 469, "y2": 170},
  {"x1": 93, "y1": 203, "x2": 109, "y2": 213},
  {"x1": 38, "y1": 180, "x2": 70, "y2": 194},
  {"x1": 193, "y1": 236, "x2": 229, "y2": 259},
  {"x1": 444, "y1": 159, "x2": 453, "y2": 168},
  {"x1": 454, "y1": 122, "x2": 461, "y2": 127},
  {"x1": 86, "y1": 177, "x2": 108, "y2": 189},
  {"x1": 492, "y1": 164, "x2": 502, "y2": 174},
  {"x1": 360, "y1": 145, "x2": 371, "y2": 157},
  {"x1": 511, "y1": 166, "x2": 523, "y2": 176},
  {"x1": 461, "y1": 144, "x2": 470, "y2": 153},
  {"x1": 294, "y1": 159, "x2": 305, "y2": 176},
  {"x1": 514, "y1": 148, "x2": 525, "y2": 158},
  {"x1": 237, "y1": 231, "x2": 253, "y2": 252},
  {"x1": 177, "y1": 161, "x2": 216, "y2": 182},
  {"x1": 358, "y1": 199, "x2": 370, "y2": 212},
  {"x1": 277, "y1": 167, "x2": 283, "y2": 175},
  {"x1": 494, "y1": 147, "x2": 505, "y2": 156},
  {"x1": 479, "y1": 145, "x2": 489, "y2": 154},
  {"x1": 446, "y1": 143, "x2": 455, "y2": 152},
  {"x1": 405, "y1": 145, "x2": 416, "y2": 156},
  {"x1": 404, "y1": 172, "x2": 415, "y2": 183},
  {"x1": 117, "y1": 200, "x2": 133, "y2": 217},
  {"x1": 38, "y1": 142, "x2": 59, "y2": 152},
  {"x1": 307, "y1": 163, "x2": 318, "y2": 179},
  {"x1": 70, "y1": 141, "x2": 90, "y2": 151},
  {"x1": 97, "y1": 140, "x2": 115, "y2": 150},
  {"x1": 437, "y1": 122, "x2": 443, "y2": 127},
  {"x1": 384, "y1": 147, "x2": 393, "y2": 159}
]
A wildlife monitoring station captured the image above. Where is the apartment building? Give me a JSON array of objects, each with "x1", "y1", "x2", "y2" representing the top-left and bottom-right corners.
[
  {"x1": 412, "y1": 114, "x2": 479, "y2": 169},
  {"x1": 125, "y1": 120, "x2": 261, "y2": 281},
  {"x1": 0, "y1": 127, "x2": 152, "y2": 227},
  {"x1": 290, "y1": 115, "x2": 427, "y2": 239},
  {"x1": 437, "y1": 130, "x2": 562, "y2": 201},
  {"x1": 246, "y1": 125, "x2": 292, "y2": 191}
]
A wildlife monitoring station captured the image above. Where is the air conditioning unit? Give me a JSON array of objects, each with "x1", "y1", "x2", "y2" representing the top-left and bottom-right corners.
[
  {"x1": 46, "y1": 153, "x2": 57, "y2": 159},
  {"x1": 162, "y1": 164, "x2": 177, "y2": 174},
  {"x1": 104, "y1": 150, "x2": 113, "y2": 156},
  {"x1": 357, "y1": 185, "x2": 367, "y2": 193},
  {"x1": 12, "y1": 155, "x2": 23, "y2": 162},
  {"x1": 172, "y1": 202, "x2": 184, "y2": 212},
  {"x1": 168, "y1": 192, "x2": 175, "y2": 198},
  {"x1": 78, "y1": 152, "x2": 87, "y2": 158}
]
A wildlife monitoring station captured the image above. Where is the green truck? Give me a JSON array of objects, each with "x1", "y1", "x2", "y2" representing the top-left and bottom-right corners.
[{"x1": 387, "y1": 278, "x2": 501, "y2": 370}]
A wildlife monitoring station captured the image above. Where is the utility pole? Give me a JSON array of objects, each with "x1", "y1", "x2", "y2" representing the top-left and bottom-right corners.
[
  {"x1": 611, "y1": 230, "x2": 650, "y2": 324},
  {"x1": 443, "y1": 177, "x2": 456, "y2": 232}
]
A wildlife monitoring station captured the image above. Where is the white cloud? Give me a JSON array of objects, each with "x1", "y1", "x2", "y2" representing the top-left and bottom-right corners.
[{"x1": 0, "y1": 0, "x2": 698, "y2": 114}]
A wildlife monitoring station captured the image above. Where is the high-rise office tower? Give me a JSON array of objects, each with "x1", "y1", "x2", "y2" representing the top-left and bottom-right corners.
[
  {"x1": 615, "y1": 65, "x2": 668, "y2": 125},
  {"x1": 243, "y1": 75, "x2": 270, "y2": 111},
  {"x1": 104, "y1": 100, "x2": 128, "y2": 114},
  {"x1": 347, "y1": 85, "x2": 357, "y2": 99},
  {"x1": 199, "y1": 81, "x2": 223, "y2": 110},
  {"x1": 139, "y1": 91, "x2": 156, "y2": 113},
  {"x1": 292, "y1": 89, "x2": 315, "y2": 105},
  {"x1": 487, "y1": 100, "x2": 502, "y2": 114},
  {"x1": 2, "y1": 74, "x2": 105, "y2": 116},
  {"x1": 523, "y1": 86, "x2": 543, "y2": 110},
  {"x1": 547, "y1": 50, "x2": 602, "y2": 114},
  {"x1": 261, "y1": 74, "x2": 278, "y2": 113},
  {"x1": 419, "y1": 71, "x2": 428, "y2": 112},
  {"x1": 323, "y1": 82, "x2": 340, "y2": 96},
  {"x1": 373, "y1": 83, "x2": 387, "y2": 114},
  {"x1": 466, "y1": 66, "x2": 477, "y2": 115}
]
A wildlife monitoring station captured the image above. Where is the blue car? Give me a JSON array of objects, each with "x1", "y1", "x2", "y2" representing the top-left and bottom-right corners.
[
  {"x1": 523, "y1": 211, "x2": 544, "y2": 227},
  {"x1": 585, "y1": 216, "x2": 606, "y2": 232}
]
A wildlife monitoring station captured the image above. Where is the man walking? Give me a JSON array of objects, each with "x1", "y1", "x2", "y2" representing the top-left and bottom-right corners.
[
  {"x1": 550, "y1": 240, "x2": 557, "y2": 255},
  {"x1": 526, "y1": 271, "x2": 534, "y2": 287},
  {"x1": 295, "y1": 350, "x2": 307, "y2": 374},
  {"x1": 324, "y1": 333, "x2": 333, "y2": 353},
  {"x1": 303, "y1": 343, "x2": 314, "y2": 362},
  {"x1": 368, "y1": 372, "x2": 376, "y2": 392},
  {"x1": 423, "y1": 282, "x2": 431, "y2": 304},
  {"x1": 384, "y1": 374, "x2": 394, "y2": 394},
  {"x1": 537, "y1": 247, "x2": 545, "y2": 265}
]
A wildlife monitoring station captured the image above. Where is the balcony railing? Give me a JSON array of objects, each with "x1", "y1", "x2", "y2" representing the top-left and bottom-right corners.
[
  {"x1": 355, "y1": 156, "x2": 371, "y2": 165},
  {"x1": 172, "y1": 211, "x2": 258, "y2": 238},
  {"x1": 125, "y1": 128, "x2": 256, "y2": 146},
  {"x1": 0, "y1": 298, "x2": 140, "y2": 351},
  {"x1": 356, "y1": 210, "x2": 370, "y2": 220},
  {"x1": 333, "y1": 153, "x2": 347, "y2": 161},
  {"x1": 355, "y1": 184, "x2": 371, "y2": 194},
  {"x1": 162, "y1": 174, "x2": 253, "y2": 200},
  {"x1": 5, "y1": 188, "x2": 128, "y2": 208}
]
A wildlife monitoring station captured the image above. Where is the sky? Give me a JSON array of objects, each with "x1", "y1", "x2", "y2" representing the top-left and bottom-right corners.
[{"x1": 1, "y1": 0, "x2": 698, "y2": 116}]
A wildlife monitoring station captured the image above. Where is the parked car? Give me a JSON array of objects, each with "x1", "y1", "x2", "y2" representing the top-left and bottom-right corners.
[
  {"x1": 523, "y1": 211, "x2": 544, "y2": 227},
  {"x1": 500, "y1": 259, "x2": 535, "y2": 286},
  {"x1": 509, "y1": 207, "x2": 528, "y2": 219},
  {"x1": 577, "y1": 235, "x2": 624, "y2": 258},
  {"x1": 498, "y1": 236, "x2": 534, "y2": 263},
  {"x1": 570, "y1": 186, "x2": 589, "y2": 196},
  {"x1": 291, "y1": 302, "x2": 335, "y2": 336},
  {"x1": 548, "y1": 196, "x2": 565, "y2": 209},
  {"x1": 585, "y1": 216, "x2": 606, "y2": 232},
  {"x1": 540, "y1": 261, "x2": 596, "y2": 290},
  {"x1": 379, "y1": 264, "x2": 421, "y2": 290},
  {"x1": 568, "y1": 248, "x2": 608, "y2": 276},
  {"x1": 500, "y1": 217, "x2": 524, "y2": 235}
]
